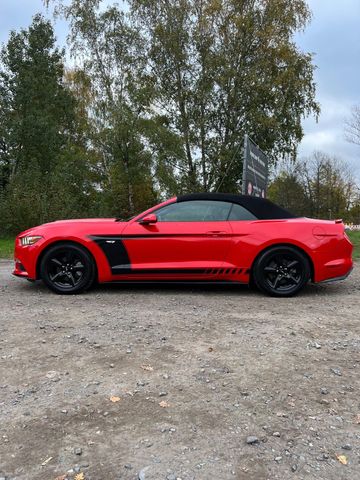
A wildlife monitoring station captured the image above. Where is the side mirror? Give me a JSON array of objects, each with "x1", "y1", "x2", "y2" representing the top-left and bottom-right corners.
[{"x1": 139, "y1": 213, "x2": 158, "y2": 225}]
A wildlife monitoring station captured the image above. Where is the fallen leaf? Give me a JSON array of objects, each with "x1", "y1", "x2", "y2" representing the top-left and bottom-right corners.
[
  {"x1": 159, "y1": 400, "x2": 170, "y2": 408},
  {"x1": 208, "y1": 347, "x2": 214, "y2": 352},
  {"x1": 75, "y1": 473, "x2": 85, "y2": 480},
  {"x1": 110, "y1": 396, "x2": 121, "y2": 403},
  {"x1": 336, "y1": 454, "x2": 348, "y2": 465},
  {"x1": 141, "y1": 364, "x2": 153, "y2": 371},
  {"x1": 41, "y1": 456, "x2": 53, "y2": 466}
]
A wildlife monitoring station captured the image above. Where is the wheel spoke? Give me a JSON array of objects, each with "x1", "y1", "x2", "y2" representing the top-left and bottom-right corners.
[
  {"x1": 73, "y1": 263, "x2": 85, "y2": 270},
  {"x1": 287, "y1": 260, "x2": 299, "y2": 269},
  {"x1": 50, "y1": 271, "x2": 66, "y2": 282},
  {"x1": 51, "y1": 258, "x2": 63, "y2": 267},
  {"x1": 273, "y1": 274, "x2": 282, "y2": 289},
  {"x1": 288, "y1": 274, "x2": 300, "y2": 285},
  {"x1": 68, "y1": 272, "x2": 76, "y2": 286},
  {"x1": 264, "y1": 266, "x2": 277, "y2": 273}
]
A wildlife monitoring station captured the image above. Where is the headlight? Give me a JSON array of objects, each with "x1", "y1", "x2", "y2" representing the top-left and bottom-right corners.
[{"x1": 20, "y1": 235, "x2": 43, "y2": 246}]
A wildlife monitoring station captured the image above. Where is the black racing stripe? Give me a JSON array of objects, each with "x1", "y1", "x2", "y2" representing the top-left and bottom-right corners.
[
  {"x1": 112, "y1": 267, "x2": 209, "y2": 275},
  {"x1": 90, "y1": 236, "x2": 131, "y2": 272}
]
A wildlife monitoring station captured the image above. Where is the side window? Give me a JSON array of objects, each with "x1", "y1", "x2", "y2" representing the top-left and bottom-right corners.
[
  {"x1": 154, "y1": 200, "x2": 232, "y2": 222},
  {"x1": 228, "y1": 203, "x2": 257, "y2": 221}
]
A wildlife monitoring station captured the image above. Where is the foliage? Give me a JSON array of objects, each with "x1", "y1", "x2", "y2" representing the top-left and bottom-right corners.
[
  {"x1": 129, "y1": 0, "x2": 319, "y2": 192},
  {"x1": 0, "y1": 15, "x2": 96, "y2": 234},
  {"x1": 0, "y1": 237, "x2": 14, "y2": 258},
  {"x1": 348, "y1": 231, "x2": 360, "y2": 260},
  {"x1": 51, "y1": 2, "x2": 159, "y2": 218},
  {"x1": 46, "y1": 0, "x2": 319, "y2": 197},
  {"x1": 268, "y1": 152, "x2": 360, "y2": 222}
]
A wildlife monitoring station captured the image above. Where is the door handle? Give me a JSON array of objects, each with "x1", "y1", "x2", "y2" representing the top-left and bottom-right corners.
[{"x1": 206, "y1": 230, "x2": 227, "y2": 235}]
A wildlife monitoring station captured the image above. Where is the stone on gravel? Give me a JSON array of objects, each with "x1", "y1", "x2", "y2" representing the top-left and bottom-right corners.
[
  {"x1": 138, "y1": 466, "x2": 150, "y2": 479},
  {"x1": 74, "y1": 447, "x2": 82, "y2": 455},
  {"x1": 246, "y1": 436, "x2": 259, "y2": 444}
]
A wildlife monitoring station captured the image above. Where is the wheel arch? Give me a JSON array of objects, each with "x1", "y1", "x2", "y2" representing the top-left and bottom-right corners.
[
  {"x1": 250, "y1": 242, "x2": 315, "y2": 282},
  {"x1": 36, "y1": 240, "x2": 98, "y2": 281}
]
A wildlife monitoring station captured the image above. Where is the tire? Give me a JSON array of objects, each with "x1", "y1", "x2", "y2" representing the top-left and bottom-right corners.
[
  {"x1": 40, "y1": 243, "x2": 96, "y2": 294},
  {"x1": 252, "y1": 246, "x2": 310, "y2": 297}
]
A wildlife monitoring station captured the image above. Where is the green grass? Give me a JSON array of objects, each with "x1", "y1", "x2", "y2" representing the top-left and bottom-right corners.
[
  {"x1": 348, "y1": 231, "x2": 360, "y2": 260},
  {"x1": 0, "y1": 231, "x2": 359, "y2": 260},
  {"x1": 0, "y1": 237, "x2": 14, "y2": 259}
]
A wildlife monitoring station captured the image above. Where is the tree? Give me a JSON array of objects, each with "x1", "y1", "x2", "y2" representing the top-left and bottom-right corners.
[
  {"x1": 345, "y1": 104, "x2": 360, "y2": 147},
  {"x1": 129, "y1": 0, "x2": 319, "y2": 192},
  {"x1": 47, "y1": 0, "x2": 319, "y2": 196},
  {"x1": 47, "y1": 1, "x2": 158, "y2": 218},
  {"x1": 0, "y1": 14, "x2": 95, "y2": 233},
  {"x1": 0, "y1": 15, "x2": 75, "y2": 183},
  {"x1": 268, "y1": 152, "x2": 358, "y2": 220},
  {"x1": 268, "y1": 158, "x2": 310, "y2": 216}
]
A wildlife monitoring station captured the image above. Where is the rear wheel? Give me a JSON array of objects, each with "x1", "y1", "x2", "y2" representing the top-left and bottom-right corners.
[
  {"x1": 253, "y1": 246, "x2": 310, "y2": 297},
  {"x1": 40, "y1": 243, "x2": 96, "y2": 294}
]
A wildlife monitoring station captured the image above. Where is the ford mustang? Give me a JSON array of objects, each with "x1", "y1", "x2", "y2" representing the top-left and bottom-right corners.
[{"x1": 13, "y1": 193, "x2": 353, "y2": 296}]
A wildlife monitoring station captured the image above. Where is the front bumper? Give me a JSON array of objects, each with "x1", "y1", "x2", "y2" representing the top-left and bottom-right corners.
[
  {"x1": 12, "y1": 238, "x2": 44, "y2": 280},
  {"x1": 13, "y1": 259, "x2": 29, "y2": 278}
]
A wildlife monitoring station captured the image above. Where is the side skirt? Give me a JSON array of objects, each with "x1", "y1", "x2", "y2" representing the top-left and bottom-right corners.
[{"x1": 101, "y1": 279, "x2": 248, "y2": 285}]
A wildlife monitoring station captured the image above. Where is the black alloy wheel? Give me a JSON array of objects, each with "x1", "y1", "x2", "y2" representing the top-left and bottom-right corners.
[
  {"x1": 40, "y1": 243, "x2": 96, "y2": 294},
  {"x1": 253, "y1": 246, "x2": 310, "y2": 297}
]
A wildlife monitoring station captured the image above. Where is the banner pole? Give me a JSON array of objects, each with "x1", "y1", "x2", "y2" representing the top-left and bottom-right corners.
[{"x1": 242, "y1": 134, "x2": 248, "y2": 195}]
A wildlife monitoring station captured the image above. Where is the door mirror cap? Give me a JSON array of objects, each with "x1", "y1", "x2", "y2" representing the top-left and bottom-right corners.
[{"x1": 139, "y1": 213, "x2": 158, "y2": 225}]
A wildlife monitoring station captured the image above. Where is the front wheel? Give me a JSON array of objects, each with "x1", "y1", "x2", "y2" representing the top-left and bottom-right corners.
[
  {"x1": 40, "y1": 243, "x2": 96, "y2": 294},
  {"x1": 252, "y1": 246, "x2": 310, "y2": 297}
]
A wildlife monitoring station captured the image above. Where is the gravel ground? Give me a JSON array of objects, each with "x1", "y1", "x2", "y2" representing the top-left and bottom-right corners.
[{"x1": 0, "y1": 259, "x2": 360, "y2": 480}]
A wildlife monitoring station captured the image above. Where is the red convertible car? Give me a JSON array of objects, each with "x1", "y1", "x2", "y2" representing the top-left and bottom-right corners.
[{"x1": 13, "y1": 193, "x2": 353, "y2": 296}]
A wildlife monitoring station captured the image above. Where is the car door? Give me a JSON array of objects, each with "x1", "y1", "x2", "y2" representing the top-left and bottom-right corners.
[
  {"x1": 223, "y1": 202, "x2": 258, "y2": 271},
  {"x1": 118, "y1": 200, "x2": 234, "y2": 278}
]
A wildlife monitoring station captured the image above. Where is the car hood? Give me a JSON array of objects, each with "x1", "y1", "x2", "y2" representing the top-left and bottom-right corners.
[
  {"x1": 42, "y1": 218, "x2": 118, "y2": 226},
  {"x1": 17, "y1": 218, "x2": 128, "y2": 237}
]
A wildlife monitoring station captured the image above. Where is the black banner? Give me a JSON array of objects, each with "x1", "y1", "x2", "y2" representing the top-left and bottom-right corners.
[{"x1": 242, "y1": 135, "x2": 269, "y2": 197}]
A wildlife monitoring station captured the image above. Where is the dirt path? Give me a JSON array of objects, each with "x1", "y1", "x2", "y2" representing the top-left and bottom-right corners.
[{"x1": 0, "y1": 260, "x2": 359, "y2": 480}]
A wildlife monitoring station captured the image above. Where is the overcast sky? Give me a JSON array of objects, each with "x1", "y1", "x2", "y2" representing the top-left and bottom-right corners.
[{"x1": 1, "y1": 0, "x2": 359, "y2": 178}]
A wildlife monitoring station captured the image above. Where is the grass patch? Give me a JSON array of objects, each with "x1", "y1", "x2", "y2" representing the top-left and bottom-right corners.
[
  {"x1": 0, "y1": 238, "x2": 14, "y2": 259},
  {"x1": 348, "y1": 231, "x2": 360, "y2": 261}
]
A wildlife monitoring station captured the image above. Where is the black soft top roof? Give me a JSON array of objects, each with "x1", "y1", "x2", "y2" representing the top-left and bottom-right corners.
[{"x1": 177, "y1": 193, "x2": 297, "y2": 220}]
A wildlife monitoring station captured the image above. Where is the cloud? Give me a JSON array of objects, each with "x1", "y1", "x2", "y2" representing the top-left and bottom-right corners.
[{"x1": 297, "y1": 0, "x2": 360, "y2": 179}]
